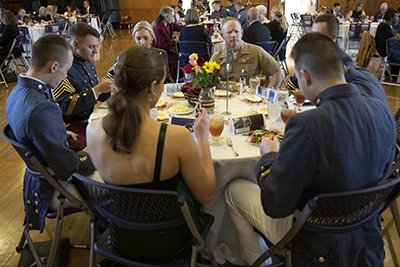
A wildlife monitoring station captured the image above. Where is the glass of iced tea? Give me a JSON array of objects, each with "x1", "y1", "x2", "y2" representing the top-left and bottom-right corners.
[
  {"x1": 294, "y1": 89, "x2": 306, "y2": 111},
  {"x1": 257, "y1": 74, "x2": 267, "y2": 87},
  {"x1": 281, "y1": 107, "x2": 296, "y2": 124},
  {"x1": 209, "y1": 112, "x2": 224, "y2": 146}
]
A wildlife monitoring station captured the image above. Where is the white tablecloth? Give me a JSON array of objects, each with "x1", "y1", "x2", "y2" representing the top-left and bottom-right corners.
[
  {"x1": 27, "y1": 25, "x2": 45, "y2": 44},
  {"x1": 68, "y1": 16, "x2": 101, "y2": 33},
  {"x1": 89, "y1": 90, "x2": 315, "y2": 264},
  {"x1": 338, "y1": 22, "x2": 379, "y2": 50}
]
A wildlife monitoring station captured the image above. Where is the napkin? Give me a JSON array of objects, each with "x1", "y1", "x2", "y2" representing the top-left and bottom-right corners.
[{"x1": 180, "y1": 82, "x2": 201, "y2": 106}]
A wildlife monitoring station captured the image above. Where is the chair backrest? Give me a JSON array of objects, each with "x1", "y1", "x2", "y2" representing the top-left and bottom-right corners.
[
  {"x1": 291, "y1": 12, "x2": 300, "y2": 22},
  {"x1": 253, "y1": 41, "x2": 277, "y2": 55},
  {"x1": 300, "y1": 14, "x2": 313, "y2": 26},
  {"x1": 77, "y1": 17, "x2": 91, "y2": 24},
  {"x1": 177, "y1": 41, "x2": 210, "y2": 59},
  {"x1": 45, "y1": 24, "x2": 60, "y2": 34},
  {"x1": 386, "y1": 38, "x2": 400, "y2": 61},
  {"x1": 19, "y1": 26, "x2": 31, "y2": 44},
  {"x1": 272, "y1": 35, "x2": 292, "y2": 59},
  {"x1": 1, "y1": 124, "x2": 82, "y2": 205},
  {"x1": 349, "y1": 23, "x2": 370, "y2": 39},
  {"x1": 302, "y1": 176, "x2": 400, "y2": 234},
  {"x1": 69, "y1": 173, "x2": 189, "y2": 229},
  {"x1": 14, "y1": 34, "x2": 24, "y2": 49}
]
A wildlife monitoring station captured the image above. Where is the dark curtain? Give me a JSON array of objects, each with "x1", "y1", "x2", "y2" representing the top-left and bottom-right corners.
[{"x1": 21, "y1": 0, "x2": 41, "y2": 13}]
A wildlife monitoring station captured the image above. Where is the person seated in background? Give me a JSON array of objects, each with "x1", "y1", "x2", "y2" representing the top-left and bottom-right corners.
[
  {"x1": 242, "y1": 7, "x2": 270, "y2": 44},
  {"x1": 376, "y1": 8, "x2": 399, "y2": 57},
  {"x1": 374, "y1": 2, "x2": 388, "y2": 21},
  {"x1": 86, "y1": 45, "x2": 215, "y2": 261},
  {"x1": 46, "y1": 5, "x2": 56, "y2": 21},
  {"x1": 0, "y1": 10, "x2": 19, "y2": 64},
  {"x1": 326, "y1": 2, "x2": 341, "y2": 17},
  {"x1": 64, "y1": 4, "x2": 75, "y2": 18},
  {"x1": 226, "y1": 0, "x2": 237, "y2": 17},
  {"x1": 195, "y1": 0, "x2": 205, "y2": 15},
  {"x1": 177, "y1": 0, "x2": 185, "y2": 18},
  {"x1": 36, "y1": 6, "x2": 52, "y2": 22},
  {"x1": 52, "y1": 22, "x2": 113, "y2": 151},
  {"x1": 265, "y1": 5, "x2": 288, "y2": 60},
  {"x1": 0, "y1": 8, "x2": 6, "y2": 35},
  {"x1": 6, "y1": 33, "x2": 95, "y2": 234},
  {"x1": 106, "y1": 21, "x2": 172, "y2": 83},
  {"x1": 256, "y1": 5, "x2": 270, "y2": 25},
  {"x1": 82, "y1": 0, "x2": 97, "y2": 16},
  {"x1": 16, "y1": 8, "x2": 27, "y2": 25},
  {"x1": 235, "y1": 1, "x2": 248, "y2": 29},
  {"x1": 348, "y1": 2, "x2": 366, "y2": 20},
  {"x1": 211, "y1": 17, "x2": 284, "y2": 87},
  {"x1": 154, "y1": 6, "x2": 184, "y2": 82},
  {"x1": 225, "y1": 32, "x2": 395, "y2": 267},
  {"x1": 171, "y1": 5, "x2": 181, "y2": 24},
  {"x1": 211, "y1": 0, "x2": 228, "y2": 20},
  {"x1": 287, "y1": 14, "x2": 353, "y2": 90},
  {"x1": 179, "y1": 8, "x2": 211, "y2": 65}
]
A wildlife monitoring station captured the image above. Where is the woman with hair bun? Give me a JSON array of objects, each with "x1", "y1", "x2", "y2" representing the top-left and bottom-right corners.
[
  {"x1": 154, "y1": 6, "x2": 184, "y2": 81},
  {"x1": 265, "y1": 5, "x2": 288, "y2": 60},
  {"x1": 86, "y1": 46, "x2": 215, "y2": 261}
]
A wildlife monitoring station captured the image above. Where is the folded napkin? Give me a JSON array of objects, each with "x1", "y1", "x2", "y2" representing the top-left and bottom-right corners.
[{"x1": 180, "y1": 82, "x2": 202, "y2": 106}]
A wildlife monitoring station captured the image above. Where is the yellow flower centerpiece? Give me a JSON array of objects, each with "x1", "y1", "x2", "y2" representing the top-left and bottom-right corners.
[{"x1": 182, "y1": 53, "x2": 221, "y2": 113}]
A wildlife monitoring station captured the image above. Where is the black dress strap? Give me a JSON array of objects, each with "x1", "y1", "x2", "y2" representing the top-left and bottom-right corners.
[{"x1": 154, "y1": 123, "x2": 168, "y2": 182}]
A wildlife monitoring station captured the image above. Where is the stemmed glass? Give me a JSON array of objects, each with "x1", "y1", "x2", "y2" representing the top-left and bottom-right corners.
[
  {"x1": 249, "y1": 76, "x2": 260, "y2": 95},
  {"x1": 209, "y1": 112, "x2": 224, "y2": 146},
  {"x1": 276, "y1": 89, "x2": 289, "y2": 106},
  {"x1": 280, "y1": 106, "x2": 296, "y2": 124},
  {"x1": 267, "y1": 101, "x2": 282, "y2": 129},
  {"x1": 294, "y1": 89, "x2": 306, "y2": 112}
]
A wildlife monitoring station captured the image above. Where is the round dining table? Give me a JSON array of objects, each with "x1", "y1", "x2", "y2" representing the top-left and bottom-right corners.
[{"x1": 88, "y1": 85, "x2": 316, "y2": 265}]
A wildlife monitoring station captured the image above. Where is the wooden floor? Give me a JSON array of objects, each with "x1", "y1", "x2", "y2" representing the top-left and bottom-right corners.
[{"x1": 0, "y1": 29, "x2": 399, "y2": 267}]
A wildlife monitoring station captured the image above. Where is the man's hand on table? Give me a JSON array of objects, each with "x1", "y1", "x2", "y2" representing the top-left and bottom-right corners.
[
  {"x1": 194, "y1": 108, "x2": 210, "y2": 140},
  {"x1": 93, "y1": 78, "x2": 114, "y2": 98},
  {"x1": 260, "y1": 136, "x2": 279, "y2": 156}
]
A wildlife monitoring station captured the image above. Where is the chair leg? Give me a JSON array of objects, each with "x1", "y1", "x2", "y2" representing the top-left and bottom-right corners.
[
  {"x1": 389, "y1": 200, "x2": 400, "y2": 239},
  {"x1": 16, "y1": 227, "x2": 26, "y2": 252},
  {"x1": 24, "y1": 229, "x2": 43, "y2": 267},
  {"x1": 89, "y1": 218, "x2": 97, "y2": 267},
  {"x1": 190, "y1": 245, "x2": 198, "y2": 267},
  {"x1": 0, "y1": 69, "x2": 9, "y2": 88},
  {"x1": 47, "y1": 198, "x2": 66, "y2": 267},
  {"x1": 12, "y1": 55, "x2": 21, "y2": 74}
]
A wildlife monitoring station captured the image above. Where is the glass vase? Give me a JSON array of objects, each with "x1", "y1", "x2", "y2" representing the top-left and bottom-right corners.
[{"x1": 198, "y1": 87, "x2": 215, "y2": 114}]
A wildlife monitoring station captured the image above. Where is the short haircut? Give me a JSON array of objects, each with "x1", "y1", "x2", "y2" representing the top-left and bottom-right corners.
[
  {"x1": 2, "y1": 10, "x2": 17, "y2": 25},
  {"x1": 228, "y1": 0, "x2": 233, "y2": 3},
  {"x1": 84, "y1": 0, "x2": 90, "y2": 4},
  {"x1": 333, "y1": 2, "x2": 340, "y2": 7},
  {"x1": 384, "y1": 7, "x2": 399, "y2": 20},
  {"x1": 185, "y1": 8, "x2": 200, "y2": 25},
  {"x1": 291, "y1": 32, "x2": 343, "y2": 80},
  {"x1": 69, "y1": 22, "x2": 100, "y2": 42},
  {"x1": 32, "y1": 33, "x2": 72, "y2": 68},
  {"x1": 178, "y1": 0, "x2": 183, "y2": 3},
  {"x1": 235, "y1": 1, "x2": 245, "y2": 7},
  {"x1": 256, "y1": 5, "x2": 267, "y2": 15},
  {"x1": 355, "y1": 2, "x2": 363, "y2": 10},
  {"x1": 212, "y1": 0, "x2": 221, "y2": 5},
  {"x1": 314, "y1": 14, "x2": 339, "y2": 36},
  {"x1": 221, "y1": 16, "x2": 241, "y2": 28}
]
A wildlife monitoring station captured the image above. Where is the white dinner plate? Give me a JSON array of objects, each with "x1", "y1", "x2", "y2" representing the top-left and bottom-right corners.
[
  {"x1": 168, "y1": 107, "x2": 194, "y2": 115},
  {"x1": 246, "y1": 95, "x2": 262, "y2": 103},
  {"x1": 214, "y1": 90, "x2": 233, "y2": 97}
]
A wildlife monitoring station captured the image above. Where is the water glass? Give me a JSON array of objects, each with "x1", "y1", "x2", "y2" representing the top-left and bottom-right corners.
[
  {"x1": 249, "y1": 76, "x2": 260, "y2": 95},
  {"x1": 276, "y1": 90, "x2": 288, "y2": 106},
  {"x1": 267, "y1": 102, "x2": 282, "y2": 127}
]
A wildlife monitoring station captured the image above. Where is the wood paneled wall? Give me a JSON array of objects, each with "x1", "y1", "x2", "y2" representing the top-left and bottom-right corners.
[{"x1": 318, "y1": 0, "x2": 400, "y2": 18}]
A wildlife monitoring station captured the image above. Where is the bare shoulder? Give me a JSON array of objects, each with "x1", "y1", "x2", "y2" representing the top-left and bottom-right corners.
[
  {"x1": 87, "y1": 119, "x2": 104, "y2": 140},
  {"x1": 166, "y1": 124, "x2": 194, "y2": 141}
]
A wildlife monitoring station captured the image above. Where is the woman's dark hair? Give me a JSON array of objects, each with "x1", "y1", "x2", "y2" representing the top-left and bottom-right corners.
[
  {"x1": 354, "y1": 2, "x2": 363, "y2": 10},
  {"x1": 155, "y1": 6, "x2": 174, "y2": 25},
  {"x1": 102, "y1": 46, "x2": 166, "y2": 154},
  {"x1": 384, "y1": 7, "x2": 399, "y2": 21}
]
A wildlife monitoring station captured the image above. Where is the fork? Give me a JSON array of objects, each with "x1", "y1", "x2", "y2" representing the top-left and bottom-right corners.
[{"x1": 226, "y1": 137, "x2": 239, "y2": 157}]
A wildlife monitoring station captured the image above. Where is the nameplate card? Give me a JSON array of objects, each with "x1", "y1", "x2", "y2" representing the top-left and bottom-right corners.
[
  {"x1": 257, "y1": 86, "x2": 276, "y2": 101},
  {"x1": 229, "y1": 114, "x2": 264, "y2": 134}
]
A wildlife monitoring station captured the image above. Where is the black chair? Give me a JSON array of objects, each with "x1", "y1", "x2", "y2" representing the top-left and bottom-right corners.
[
  {"x1": 253, "y1": 41, "x2": 277, "y2": 55},
  {"x1": 347, "y1": 23, "x2": 370, "y2": 51},
  {"x1": 100, "y1": 12, "x2": 117, "y2": 39},
  {"x1": 381, "y1": 38, "x2": 400, "y2": 86},
  {"x1": 1, "y1": 124, "x2": 85, "y2": 267},
  {"x1": 0, "y1": 36, "x2": 20, "y2": 88},
  {"x1": 56, "y1": 18, "x2": 68, "y2": 36},
  {"x1": 251, "y1": 167, "x2": 400, "y2": 267},
  {"x1": 299, "y1": 14, "x2": 313, "y2": 36},
  {"x1": 176, "y1": 41, "x2": 211, "y2": 83},
  {"x1": 19, "y1": 26, "x2": 31, "y2": 57},
  {"x1": 273, "y1": 35, "x2": 292, "y2": 76},
  {"x1": 69, "y1": 172, "x2": 218, "y2": 267},
  {"x1": 289, "y1": 13, "x2": 301, "y2": 37},
  {"x1": 10, "y1": 34, "x2": 30, "y2": 72},
  {"x1": 44, "y1": 24, "x2": 61, "y2": 34}
]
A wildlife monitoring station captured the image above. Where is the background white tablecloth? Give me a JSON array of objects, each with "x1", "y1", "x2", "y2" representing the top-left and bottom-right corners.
[{"x1": 338, "y1": 22, "x2": 379, "y2": 50}]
